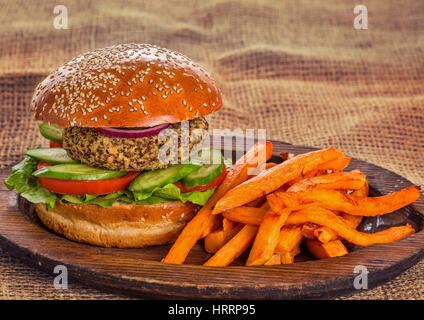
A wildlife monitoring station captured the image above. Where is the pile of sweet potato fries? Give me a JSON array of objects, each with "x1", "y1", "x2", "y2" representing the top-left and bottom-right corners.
[{"x1": 163, "y1": 142, "x2": 420, "y2": 267}]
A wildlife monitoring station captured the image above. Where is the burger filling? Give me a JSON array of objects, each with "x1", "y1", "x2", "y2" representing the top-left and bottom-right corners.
[
  {"x1": 5, "y1": 120, "x2": 231, "y2": 211},
  {"x1": 62, "y1": 117, "x2": 208, "y2": 171}
]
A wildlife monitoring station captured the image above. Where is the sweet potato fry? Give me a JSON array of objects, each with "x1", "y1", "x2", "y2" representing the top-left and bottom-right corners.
[
  {"x1": 246, "y1": 211, "x2": 286, "y2": 266},
  {"x1": 204, "y1": 229, "x2": 226, "y2": 253},
  {"x1": 287, "y1": 171, "x2": 366, "y2": 192},
  {"x1": 246, "y1": 205, "x2": 294, "y2": 266},
  {"x1": 340, "y1": 213, "x2": 363, "y2": 229},
  {"x1": 314, "y1": 227, "x2": 339, "y2": 243},
  {"x1": 301, "y1": 223, "x2": 318, "y2": 239},
  {"x1": 222, "y1": 206, "x2": 267, "y2": 225},
  {"x1": 245, "y1": 196, "x2": 266, "y2": 207},
  {"x1": 199, "y1": 214, "x2": 221, "y2": 239},
  {"x1": 314, "y1": 212, "x2": 364, "y2": 243},
  {"x1": 212, "y1": 148, "x2": 346, "y2": 215},
  {"x1": 218, "y1": 205, "x2": 297, "y2": 226},
  {"x1": 306, "y1": 239, "x2": 348, "y2": 259},
  {"x1": 260, "y1": 200, "x2": 270, "y2": 209},
  {"x1": 340, "y1": 180, "x2": 367, "y2": 228},
  {"x1": 279, "y1": 245, "x2": 301, "y2": 264},
  {"x1": 280, "y1": 252, "x2": 294, "y2": 264},
  {"x1": 222, "y1": 217, "x2": 236, "y2": 231},
  {"x1": 264, "y1": 253, "x2": 282, "y2": 266},
  {"x1": 351, "y1": 180, "x2": 369, "y2": 198},
  {"x1": 277, "y1": 186, "x2": 420, "y2": 216},
  {"x1": 288, "y1": 157, "x2": 350, "y2": 185},
  {"x1": 247, "y1": 162, "x2": 278, "y2": 179},
  {"x1": 164, "y1": 141, "x2": 273, "y2": 264},
  {"x1": 266, "y1": 162, "x2": 277, "y2": 169},
  {"x1": 275, "y1": 226, "x2": 303, "y2": 253},
  {"x1": 204, "y1": 224, "x2": 244, "y2": 253},
  {"x1": 315, "y1": 157, "x2": 351, "y2": 172},
  {"x1": 286, "y1": 207, "x2": 415, "y2": 246},
  {"x1": 280, "y1": 152, "x2": 294, "y2": 161},
  {"x1": 247, "y1": 162, "x2": 265, "y2": 179},
  {"x1": 203, "y1": 225, "x2": 258, "y2": 267},
  {"x1": 292, "y1": 244, "x2": 301, "y2": 256},
  {"x1": 244, "y1": 194, "x2": 311, "y2": 266}
]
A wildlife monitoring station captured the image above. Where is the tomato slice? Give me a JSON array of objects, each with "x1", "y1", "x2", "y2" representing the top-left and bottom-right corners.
[
  {"x1": 174, "y1": 165, "x2": 227, "y2": 193},
  {"x1": 37, "y1": 162, "x2": 140, "y2": 195},
  {"x1": 49, "y1": 141, "x2": 63, "y2": 148}
]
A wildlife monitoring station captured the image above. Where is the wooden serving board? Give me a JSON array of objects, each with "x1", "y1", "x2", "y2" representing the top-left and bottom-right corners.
[{"x1": 0, "y1": 138, "x2": 423, "y2": 299}]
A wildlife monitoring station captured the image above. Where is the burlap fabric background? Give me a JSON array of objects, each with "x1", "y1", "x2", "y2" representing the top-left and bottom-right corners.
[{"x1": 0, "y1": 0, "x2": 423, "y2": 299}]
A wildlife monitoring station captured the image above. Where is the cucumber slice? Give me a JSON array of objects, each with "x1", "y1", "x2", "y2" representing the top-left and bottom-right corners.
[
  {"x1": 182, "y1": 162, "x2": 224, "y2": 187},
  {"x1": 190, "y1": 148, "x2": 223, "y2": 166},
  {"x1": 33, "y1": 163, "x2": 127, "y2": 180},
  {"x1": 129, "y1": 164, "x2": 201, "y2": 193},
  {"x1": 181, "y1": 148, "x2": 224, "y2": 187},
  {"x1": 39, "y1": 122, "x2": 63, "y2": 143},
  {"x1": 25, "y1": 148, "x2": 79, "y2": 164}
]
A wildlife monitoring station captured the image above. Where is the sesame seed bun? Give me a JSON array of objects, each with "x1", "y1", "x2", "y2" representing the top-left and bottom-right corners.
[
  {"x1": 31, "y1": 44, "x2": 222, "y2": 127},
  {"x1": 34, "y1": 200, "x2": 198, "y2": 248}
]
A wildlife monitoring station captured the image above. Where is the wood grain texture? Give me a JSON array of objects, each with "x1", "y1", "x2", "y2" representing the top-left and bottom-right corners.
[{"x1": 0, "y1": 137, "x2": 422, "y2": 299}]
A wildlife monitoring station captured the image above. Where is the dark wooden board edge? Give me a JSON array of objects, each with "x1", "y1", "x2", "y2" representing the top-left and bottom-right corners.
[
  {"x1": 2, "y1": 198, "x2": 423, "y2": 300},
  {"x1": 0, "y1": 138, "x2": 423, "y2": 299}
]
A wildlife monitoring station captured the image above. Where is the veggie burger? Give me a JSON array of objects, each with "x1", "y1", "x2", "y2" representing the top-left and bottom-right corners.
[{"x1": 5, "y1": 44, "x2": 225, "y2": 247}]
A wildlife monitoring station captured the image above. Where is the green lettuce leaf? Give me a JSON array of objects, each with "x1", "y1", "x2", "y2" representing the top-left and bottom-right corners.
[
  {"x1": 4, "y1": 157, "x2": 57, "y2": 210},
  {"x1": 4, "y1": 157, "x2": 215, "y2": 210},
  {"x1": 179, "y1": 188, "x2": 216, "y2": 205},
  {"x1": 60, "y1": 191, "x2": 133, "y2": 208},
  {"x1": 135, "y1": 196, "x2": 175, "y2": 205},
  {"x1": 60, "y1": 190, "x2": 177, "y2": 207},
  {"x1": 146, "y1": 183, "x2": 215, "y2": 206},
  {"x1": 63, "y1": 184, "x2": 215, "y2": 207}
]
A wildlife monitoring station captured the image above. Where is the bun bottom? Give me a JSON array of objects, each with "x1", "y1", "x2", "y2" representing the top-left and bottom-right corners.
[{"x1": 34, "y1": 201, "x2": 198, "y2": 248}]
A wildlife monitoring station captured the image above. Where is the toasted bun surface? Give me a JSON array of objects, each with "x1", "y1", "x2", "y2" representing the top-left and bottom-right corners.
[
  {"x1": 34, "y1": 201, "x2": 197, "y2": 248},
  {"x1": 31, "y1": 44, "x2": 222, "y2": 127}
]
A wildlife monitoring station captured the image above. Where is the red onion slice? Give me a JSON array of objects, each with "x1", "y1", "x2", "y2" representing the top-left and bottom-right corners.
[{"x1": 94, "y1": 123, "x2": 170, "y2": 138}]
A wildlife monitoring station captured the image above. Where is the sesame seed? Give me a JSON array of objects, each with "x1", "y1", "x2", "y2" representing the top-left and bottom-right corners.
[{"x1": 31, "y1": 44, "x2": 217, "y2": 126}]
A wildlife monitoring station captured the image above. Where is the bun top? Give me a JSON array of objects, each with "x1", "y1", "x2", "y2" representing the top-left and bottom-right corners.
[{"x1": 31, "y1": 44, "x2": 222, "y2": 127}]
